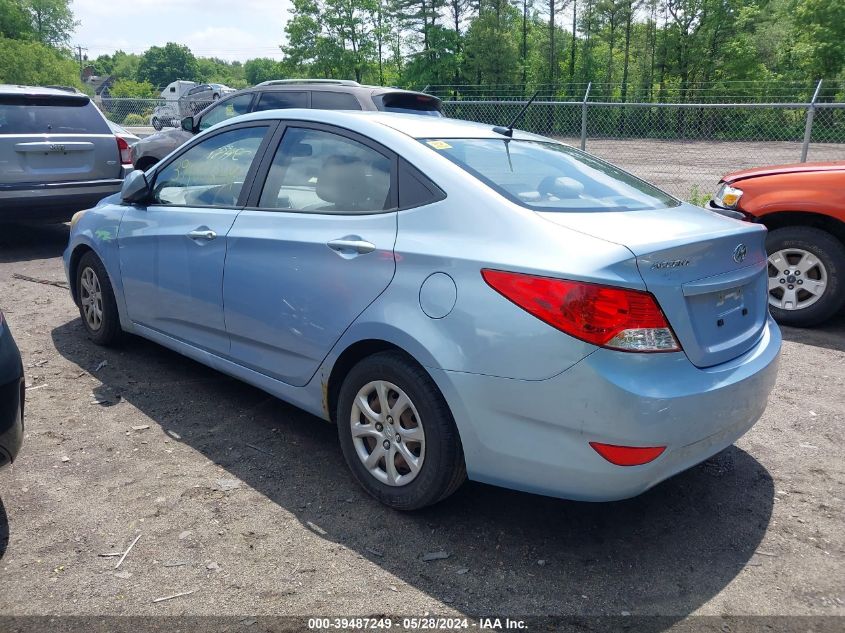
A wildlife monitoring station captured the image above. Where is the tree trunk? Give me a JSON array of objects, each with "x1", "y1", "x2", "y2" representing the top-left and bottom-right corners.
[
  {"x1": 522, "y1": 0, "x2": 529, "y2": 86},
  {"x1": 569, "y1": 0, "x2": 577, "y2": 83},
  {"x1": 548, "y1": 0, "x2": 556, "y2": 85}
]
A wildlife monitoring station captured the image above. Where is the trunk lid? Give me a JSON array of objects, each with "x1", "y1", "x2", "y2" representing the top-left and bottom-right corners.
[
  {"x1": 0, "y1": 92, "x2": 120, "y2": 185},
  {"x1": 537, "y1": 204, "x2": 769, "y2": 368}
]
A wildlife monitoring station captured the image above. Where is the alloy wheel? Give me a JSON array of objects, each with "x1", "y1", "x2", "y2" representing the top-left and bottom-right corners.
[
  {"x1": 80, "y1": 266, "x2": 104, "y2": 331},
  {"x1": 767, "y1": 248, "x2": 828, "y2": 311},
  {"x1": 350, "y1": 380, "x2": 426, "y2": 487}
]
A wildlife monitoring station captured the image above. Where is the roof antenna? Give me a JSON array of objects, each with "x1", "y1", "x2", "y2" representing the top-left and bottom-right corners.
[{"x1": 493, "y1": 89, "x2": 540, "y2": 137}]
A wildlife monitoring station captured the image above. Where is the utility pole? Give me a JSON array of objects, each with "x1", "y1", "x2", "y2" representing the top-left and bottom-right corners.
[{"x1": 75, "y1": 45, "x2": 88, "y2": 80}]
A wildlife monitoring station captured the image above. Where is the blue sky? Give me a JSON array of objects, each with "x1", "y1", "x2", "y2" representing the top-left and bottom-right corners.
[{"x1": 71, "y1": 0, "x2": 292, "y2": 61}]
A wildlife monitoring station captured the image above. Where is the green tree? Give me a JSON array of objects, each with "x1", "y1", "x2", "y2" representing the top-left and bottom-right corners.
[
  {"x1": 0, "y1": 0, "x2": 34, "y2": 40},
  {"x1": 109, "y1": 78, "x2": 158, "y2": 98},
  {"x1": 23, "y1": 0, "x2": 77, "y2": 47},
  {"x1": 792, "y1": 0, "x2": 845, "y2": 79},
  {"x1": 244, "y1": 57, "x2": 284, "y2": 84},
  {"x1": 0, "y1": 35, "x2": 79, "y2": 85},
  {"x1": 137, "y1": 42, "x2": 199, "y2": 88}
]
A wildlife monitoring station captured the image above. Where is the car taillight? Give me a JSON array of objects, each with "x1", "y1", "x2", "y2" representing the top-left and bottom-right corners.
[
  {"x1": 589, "y1": 442, "x2": 666, "y2": 466},
  {"x1": 116, "y1": 136, "x2": 132, "y2": 165},
  {"x1": 481, "y1": 269, "x2": 680, "y2": 352}
]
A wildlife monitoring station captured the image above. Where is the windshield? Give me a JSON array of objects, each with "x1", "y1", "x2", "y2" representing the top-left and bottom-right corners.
[{"x1": 423, "y1": 138, "x2": 679, "y2": 212}]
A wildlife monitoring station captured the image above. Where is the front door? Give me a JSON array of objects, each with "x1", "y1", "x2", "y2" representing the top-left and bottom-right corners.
[
  {"x1": 118, "y1": 123, "x2": 273, "y2": 355},
  {"x1": 223, "y1": 124, "x2": 398, "y2": 386}
]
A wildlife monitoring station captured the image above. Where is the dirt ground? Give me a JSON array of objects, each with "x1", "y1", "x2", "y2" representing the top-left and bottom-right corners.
[{"x1": 0, "y1": 223, "x2": 843, "y2": 626}]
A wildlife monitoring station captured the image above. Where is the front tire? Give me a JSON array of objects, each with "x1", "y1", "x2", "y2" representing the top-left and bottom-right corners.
[
  {"x1": 152, "y1": 117, "x2": 162, "y2": 131},
  {"x1": 766, "y1": 226, "x2": 845, "y2": 327},
  {"x1": 337, "y1": 351, "x2": 466, "y2": 510},
  {"x1": 76, "y1": 251, "x2": 122, "y2": 346}
]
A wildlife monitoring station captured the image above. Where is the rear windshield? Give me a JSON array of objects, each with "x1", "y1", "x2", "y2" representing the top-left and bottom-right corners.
[
  {"x1": 374, "y1": 93, "x2": 442, "y2": 116},
  {"x1": 0, "y1": 98, "x2": 110, "y2": 135},
  {"x1": 423, "y1": 138, "x2": 679, "y2": 212}
]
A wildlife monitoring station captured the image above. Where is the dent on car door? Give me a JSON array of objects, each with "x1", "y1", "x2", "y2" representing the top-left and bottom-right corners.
[
  {"x1": 223, "y1": 124, "x2": 398, "y2": 386},
  {"x1": 117, "y1": 123, "x2": 274, "y2": 355}
]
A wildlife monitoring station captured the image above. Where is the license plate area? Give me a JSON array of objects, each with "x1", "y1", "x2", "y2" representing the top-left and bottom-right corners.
[{"x1": 682, "y1": 266, "x2": 768, "y2": 357}]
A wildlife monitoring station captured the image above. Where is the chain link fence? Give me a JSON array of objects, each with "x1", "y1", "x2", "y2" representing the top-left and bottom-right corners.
[
  {"x1": 440, "y1": 84, "x2": 845, "y2": 200},
  {"x1": 99, "y1": 81, "x2": 845, "y2": 202},
  {"x1": 96, "y1": 96, "x2": 214, "y2": 131}
]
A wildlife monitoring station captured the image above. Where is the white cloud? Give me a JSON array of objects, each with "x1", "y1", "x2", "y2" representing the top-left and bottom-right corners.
[{"x1": 71, "y1": 0, "x2": 290, "y2": 61}]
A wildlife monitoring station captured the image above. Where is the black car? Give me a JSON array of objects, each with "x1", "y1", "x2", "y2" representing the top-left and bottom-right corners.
[
  {"x1": 130, "y1": 79, "x2": 444, "y2": 171},
  {"x1": 0, "y1": 310, "x2": 24, "y2": 468}
]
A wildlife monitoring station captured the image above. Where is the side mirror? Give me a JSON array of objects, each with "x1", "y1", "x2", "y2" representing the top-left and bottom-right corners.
[
  {"x1": 121, "y1": 169, "x2": 150, "y2": 204},
  {"x1": 181, "y1": 116, "x2": 195, "y2": 133}
]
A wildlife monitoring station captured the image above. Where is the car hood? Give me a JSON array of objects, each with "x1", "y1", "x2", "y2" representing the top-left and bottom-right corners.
[
  {"x1": 138, "y1": 128, "x2": 192, "y2": 145},
  {"x1": 723, "y1": 160, "x2": 845, "y2": 184}
]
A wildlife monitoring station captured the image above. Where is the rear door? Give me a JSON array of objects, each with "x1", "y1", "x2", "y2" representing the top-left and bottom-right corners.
[
  {"x1": 118, "y1": 122, "x2": 275, "y2": 355},
  {"x1": 223, "y1": 123, "x2": 397, "y2": 386},
  {"x1": 0, "y1": 92, "x2": 120, "y2": 185}
]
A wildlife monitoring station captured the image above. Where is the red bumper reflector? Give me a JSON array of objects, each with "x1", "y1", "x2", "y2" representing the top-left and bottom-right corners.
[{"x1": 589, "y1": 442, "x2": 666, "y2": 466}]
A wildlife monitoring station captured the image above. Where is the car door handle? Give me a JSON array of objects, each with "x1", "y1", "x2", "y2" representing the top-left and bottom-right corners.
[
  {"x1": 327, "y1": 238, "x2": 376, "y2": 255},
  {"x1": 187, "y1": 229, "x2": 217, "y2": 241}
]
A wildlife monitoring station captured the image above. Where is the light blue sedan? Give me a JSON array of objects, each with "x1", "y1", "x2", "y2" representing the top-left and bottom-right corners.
[{"x1": 64, "y1": 109, "x2": 781, "y2": 510}]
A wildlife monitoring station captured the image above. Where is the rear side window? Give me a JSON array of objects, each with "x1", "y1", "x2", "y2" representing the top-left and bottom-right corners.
[
  {"x1": 258, "y1": 126, "x2": 393, "y2": 214},
  {"x1": 374, "y1": 93, "x2": 442, "y2": 117},
  {"x1": 398, "y1": 159, "x2": 445, "y2": 209},
  {"x1": 311, "y1": 91, "x2": 362, "y2": 110},
  {"x1": 0, "y1": 99, "x2": 110, "y2": 135},
  {"x1": 256, "y1": 91, "x2": 308, "y2": 111}
]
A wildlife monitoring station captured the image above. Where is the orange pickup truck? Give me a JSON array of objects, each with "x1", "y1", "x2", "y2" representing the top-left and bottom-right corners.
[{"x1": 709, "y1": 161, "x2": 845, "y2": 327}]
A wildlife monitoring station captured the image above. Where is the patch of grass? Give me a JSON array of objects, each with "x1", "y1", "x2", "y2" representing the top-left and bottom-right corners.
[{"x1": 687, "y1": 184, "x2": 711, "y2": 207}]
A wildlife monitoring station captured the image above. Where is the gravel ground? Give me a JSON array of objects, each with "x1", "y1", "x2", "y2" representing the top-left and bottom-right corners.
[
  {"x1": 0, "y1": 223, "x2": 842, "y2": 624},
  {"x1": 555, "y1": 138, "x2": 845, "y2": 199}
]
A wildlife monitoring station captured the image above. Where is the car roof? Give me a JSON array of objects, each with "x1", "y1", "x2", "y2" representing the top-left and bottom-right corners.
[
  {"x1": 229, "y1": 108, "x2": 549, "y2": 141},
  {"x1": 249, "y1": 80, "x2": 437, "y2": 99},
  {"x1": 0, "y1": 84, "x2": 89, "y2": 98}
]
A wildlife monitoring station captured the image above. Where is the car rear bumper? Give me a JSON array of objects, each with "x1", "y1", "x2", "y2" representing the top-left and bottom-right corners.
[
  {"x1": 0, "y1": 178, "x2": 125, "y2": 222},
  {"x1": 431, "y1": 316, "x2": 781, "y2": 501}
]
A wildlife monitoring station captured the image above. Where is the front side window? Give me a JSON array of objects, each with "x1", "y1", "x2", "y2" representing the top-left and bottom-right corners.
[
  {"x1": 258, "y1": 127, "x2": 392, "y2": 213},
  {"x1": 198, "y1": 93, "x2": 252, "y2": 131},
  {"x1": 424, "y1": 138, "x2": 679, "y2": 212},
  {"x1": 152, "y1": 125, "x2": 268, "y2": 207}
]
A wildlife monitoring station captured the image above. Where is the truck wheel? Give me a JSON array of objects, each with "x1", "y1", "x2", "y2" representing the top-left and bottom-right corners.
[
  {"x1": 152, "y1": 117, "x2": 162, "y2": 131},
  {"x1": 766, "y1": 226, "x2": 845, "y2": 327}
]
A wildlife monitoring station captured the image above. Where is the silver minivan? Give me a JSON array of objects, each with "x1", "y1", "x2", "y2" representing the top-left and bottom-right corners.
[{"x1": 0, "y1": 85, "x2": 133, "y2": 223}]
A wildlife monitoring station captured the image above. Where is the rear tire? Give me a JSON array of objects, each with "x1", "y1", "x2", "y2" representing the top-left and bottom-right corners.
[
  {"x1": 337, "y1": 351, "x2": 466, "y2": 510},
  {"x1": 76, "y1": 251, "x2": 122, "y2": 346},
  {"x1": 766, "y1": 226, "x2": 845, "y2": 327}
]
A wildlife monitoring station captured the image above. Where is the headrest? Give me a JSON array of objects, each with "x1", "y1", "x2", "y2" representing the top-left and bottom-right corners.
[{"x1": 316, "y1": 155, "x2": 370, "y2": 207}]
